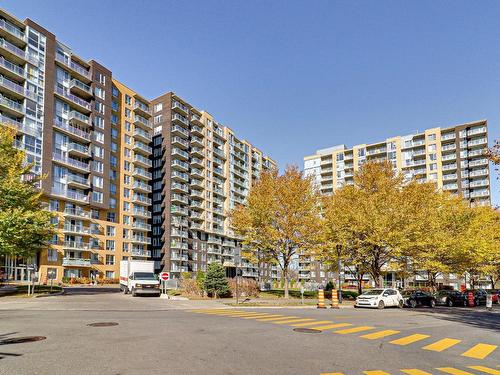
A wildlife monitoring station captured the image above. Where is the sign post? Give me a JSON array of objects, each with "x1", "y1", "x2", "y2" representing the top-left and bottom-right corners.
[{"x1": 159, "y1": 272, "x2": 169, "y2": 295}]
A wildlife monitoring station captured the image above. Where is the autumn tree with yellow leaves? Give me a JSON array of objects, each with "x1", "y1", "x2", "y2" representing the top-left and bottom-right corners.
[{"x1": 229, "y1": 166, "x2": 322, "y2": 298}]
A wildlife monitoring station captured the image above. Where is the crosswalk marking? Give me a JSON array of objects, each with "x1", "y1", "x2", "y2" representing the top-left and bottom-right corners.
[
  {"x1": 273, "y1": 318, "x2": 316, "y2": 325},
  {"x1": 363, "y1": 371, "x2": 391, "y2": 375},
  {"x1": 361, "y1": 330, "x2": 400, "y2": 340},
  {"x1": 242, "y1": 314, "x2": 284, "y2": 319},
  {"x1": 256, "y1": 316, "x2": 300, "y2": 322},
  {"x1": 334, "y1": 326, "x2": 375, "y2": 334},
  {"x1": 461, "y1": 343, "x2": 497, "y2": 359},
  {"x1": 291, "y1": 320, "x2": 333, "y2": 327},
  {"x1": 212, "y1": 312, "x2": 266, "y2": 317},
  {"x1": 437, "y1": 367, "x2": 474, "y2": 375},
  {"x1": 423, "y1": 338, "x2": 462, "y2": 352},
  {"x1": 401, "y1": 369, "x2": 433, "y2": 375},
  {"x1": 390, "y1": 334, "x2": 430, "y2": 346},
  {"x1": 468, "y1": 366, "x2": 500, "y2": 375},
  {"x1": 311, "y1": 323, "x2": 352, "y2": 330}
]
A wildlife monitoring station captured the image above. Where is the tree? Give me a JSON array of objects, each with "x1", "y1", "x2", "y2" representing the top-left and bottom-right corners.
[
  {"x1": 320, "y1": 161, "x2": 436, "y2": 288},
  {"x1": 0, "y1": 126, "x2": 55, "y2": 259},
  {"x1": 203, "y1": 263, "x2": 229, "y2": 298},
  {"x1": 230, "y1": 166, "x2": 322, "y2": 298},
  {"x1": 486, "y1": 139, "x2": 499, "y2": 180}
]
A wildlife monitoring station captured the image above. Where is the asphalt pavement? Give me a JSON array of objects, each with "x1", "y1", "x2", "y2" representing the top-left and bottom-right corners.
[{"x1": 0, "y1": 288, "x2": 498, "y2": 375}]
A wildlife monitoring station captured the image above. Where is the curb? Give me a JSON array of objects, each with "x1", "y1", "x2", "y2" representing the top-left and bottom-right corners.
[
  {"x1": 35, "y1": 291, "x2": 66, "y2": 298},
  {"x1": 222, "y1": 304, "x2": 355, "y2": 309}
]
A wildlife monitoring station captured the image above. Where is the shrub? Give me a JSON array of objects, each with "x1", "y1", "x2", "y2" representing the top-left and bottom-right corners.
[
  {"x1": 228, "y1": 278, "x2": 259, "y2": 298},
  {"x1": 325, "y1": 281, "x2": 335, "y2": 291},
  {"x1": 181, "y1": 272, "x2": 191, "y2": 280},
  {"x1": 204, "y1": 263, "x2": 230, "y2": 298},
  {"x1": 180, "y1": 278, "x2": 203, "y2": 296}
]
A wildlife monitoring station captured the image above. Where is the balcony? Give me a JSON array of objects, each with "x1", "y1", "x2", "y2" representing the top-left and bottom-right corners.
[
  {"x1": 67, "y1": 142, "x2": 91, "y2": 158},
  {"x1": 191, "y1": 125, "x2": 203, "y2": 136},
  {"x1": 0, "y1": 57, "x2": 25, "y2": 81},
  {"x1": 190, "y1": 157, "x2": 204, "y2": 168},
  {"x1": 172, "y1": 113, "x2": 189, "y2": 127},
  {"x1": 442, "y1": 163, "x2": 457, "y2": 171},
  {"x1": 62, "y1": 241, "x2": 90, "y2": 250},
  {"x1": 132, "y1": 208, "x2": 152, "y2": 218},
  {"x1": 67, "y1": 174, "x2": 90, "y2": 189},
  {"x1": 134, "y1": 114, "x2": 152, "y2": 129},
  {"x1": 0, "y1": 19, "x2": 26, "y2": 46},
  {"x1": 68, "y1": 78, "x2": 92, "y2": 99},
  {"x1": 0, "y1": 75, "x2": 34, "y2": 100},
  {"x1": 132, "y1": 194, "x2": 152, "y2": 205},
  {"x1": 133, "y1": 141, "x2": 152, "y2": 155},
  {"x1": 467, "y1": 126, "x2": 486, "y2": 137},
  {"x1": 62, "y1": 258, "x2": 92, "y2": 267},
  {"x1": 171, "y1": 125, "x2": 189, "y2": 138},
  {"x1": 213, "y1": 148, "x2": 226, "y2": 159},
  {"x1": 191, "y1": 136, "x2": 204, "y2": 147},
  {"x1": 133, "y1": 127, "x2": 152, "y2": 142},
  {"x1": 133, "y1": 181, "x2": 152, "y2": 193},
  {"x1": 171, "y1": 100, "x2": 189, "y2": 115},
  {"x1": 467, "y1": 138, "x2": 487, "y2": 148},
  {"x1": 442, "y1": 173, "x2": 457, "y2": 181},
  {"x1": 470, "y1": 190, "x2": 489, "y2": 198},
  {"x1": 55, "y1": 55, "x2": 91, "y2": 83},
  {"x1": 190, "y1": 200, "x2": 204, "y2": 211},
  {"x1": 442, "y1": 153, "x2": 456, "y2": 161},
  {"x1": 54, "y1": 86, "x2": 91, "y2": 114},
  {"x1": 469, "y1": 180, "x2": 489, "y2": 188},
  {"x1": 67, "y1": 110, "x2": 91, "y2": 128},
  {"x1": 190, "y1": 211, "x2": 203, "y2": 220},
  {"x1": 172, "y1": 148, "x2": 189, "y2": 160},
  {"x1": 441, "y1": 132, "x2": 456, "y2": 141},
  {"x1": 190, "y1": 168, "x2": 203, "y2": 178},
  {"x1": 0, "y1": 114, "x2": 39, "y2": 137},
  {"x1": 52, "y1": 152, "x2": 90, "y2": 173},
  {"x1": 52, "y1": 188, "x2": 89, "y2": 204},
  {"x1": 171, "y1": 182, "x2": 188, "y2": 193},
  {"x1": 171, "y1": 194, "x2": 189, "y2": 204},
  {"x1": 191, "y1": 179, "x2": 204, "y2": 188},
  {"x1": 171, "y1": 159, "x2": 189, "y2": 171},
  {"x1": 133, "y1": 153, "x2": 152, "y2": 168},
  {"x1": 469, "y1": 158, "x2": 488, "y2": 167},
  {"x1": 442, "y1": 144, "x2": 456, "y2": 152},
  {"x1": 469, "y1": 169, "x2": 488, "y2": 178},
  {"x1": 134, "y1": 101, "x2": 151, "y2": 117},
  {"x1": 132, "y1": 168, "x2": 152, "y2": 180},
  {"x1": 170, "y1": 241, "x2": 188, "y2": 250},
  {"x1": 63, "y1": 207, "x2": 90, "y2": 219},
  {"x1": 171, "y1": 229, "x2": 189, "y2": 238},
  {"x1": 63, "y1": 224, "x2": 91, "y2": 235},
  {"x1": 172, "y1": 136, "x2": 189, "y2": 148},
  {"x1": 132, "y1": 222, "x2": 151, "y2": 231},
  {"x1": 0, "y1": 94, "x2": 24, "y2": 117},
  {"x1": 131, "y1": 235, "x2": 152, "y2": 245},
  {"x1": 131, "y1": 248, "x2": 151, "y2": 257},
  {"x1": 171, "y1": 170, "x2": 188, "y2": 182}
]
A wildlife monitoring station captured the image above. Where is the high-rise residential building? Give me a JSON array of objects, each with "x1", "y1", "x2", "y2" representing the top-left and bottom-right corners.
[
  {"x1": 150, "y1": 93, "x2": 276, "y2": 279},
  {"x1": 302, "y1": 120, "x2": 491, "y2": 285},
  {"x1": 0, "y1": 8, "x2": 274, "y2": 283}
]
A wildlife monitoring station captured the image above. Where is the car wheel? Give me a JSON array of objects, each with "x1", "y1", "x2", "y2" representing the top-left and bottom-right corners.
[
  {"x1": 354, "y1": 305, "x2": 358, "y2": 308},
  {"x1": 410, "y1": 299, "x2": 417, "y2": 308},
  {"x1": 398, "y1": 300, "x2": 404, "y2": 308},
  {"x1": 429, "y1": 300, "x2": 435, "y2": 308},
  {"x1": 378, "y1": 300, "x2": 385, "y2": 309},
  {"x1": 131, "y1": 288, "x2": 136, "y2": 297},
  {"x1": 447, "y1": 299, "x2": 453, "y2": 307}
]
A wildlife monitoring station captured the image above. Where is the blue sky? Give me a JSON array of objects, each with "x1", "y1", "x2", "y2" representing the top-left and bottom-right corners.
[{"x1": 4, "y1": 0, "x2": 499, "y2": 204}]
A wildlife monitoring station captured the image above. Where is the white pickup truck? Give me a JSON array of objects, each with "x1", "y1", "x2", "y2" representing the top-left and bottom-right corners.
[{"x1": 119, "y1": 260, "x2": 160, "y2": 297}]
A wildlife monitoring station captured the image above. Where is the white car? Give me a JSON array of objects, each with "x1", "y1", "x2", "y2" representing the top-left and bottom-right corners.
[{"x1": 355, "y1": 288, "x2": 403, "y2": 309}]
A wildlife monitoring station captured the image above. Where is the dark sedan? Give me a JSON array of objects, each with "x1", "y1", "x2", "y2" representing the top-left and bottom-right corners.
[
  {"x1": 434, "y1": 290, "x2": 467, "y2": 307},
  {"x1": 402, "y1": 290, "x2": 436, "y2": 308}
]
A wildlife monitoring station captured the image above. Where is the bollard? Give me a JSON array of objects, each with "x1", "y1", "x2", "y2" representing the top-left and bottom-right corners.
[
  {"x1": 317, "y1": 288, "x2": 326, "y2": 309},
  {"x1": 331, "y1": 289, "x2": 339, "y2": 309}
]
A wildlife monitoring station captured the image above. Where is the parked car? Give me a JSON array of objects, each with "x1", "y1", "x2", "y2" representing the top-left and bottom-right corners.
[
  {"x1": 402, "y1": 290, "x2": 436, "y2": 308},
  {"x1": 355, "y1": 288, "x2": 403, "y2": 309},
  {"x1": 464, "y1": 289, "x2": 488, "y2": 306},
  {"x1": 434, "y1": 290, "x2": 467, "y2": 307}
]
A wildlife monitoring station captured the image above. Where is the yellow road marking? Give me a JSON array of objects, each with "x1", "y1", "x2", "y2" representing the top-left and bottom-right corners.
[
  {"x1": 256, "y1": 316, "x2": 299, "y2": 322},
  {"x1": 423, "y1": 338, "x2": 462, "y2": 352},
  {"x1": 437, "y1": 367, "x2": 474, "y2": 375},
  {"x1": 223, "y1": 313, "x2": 272, "y2": 318},
  {"x1": 334, "y1": 326, "x2": 375, "y2": 334},
  {"x1": 242, "y1": 314, "x2": 284, "y2": 319},
  {"x1": 390, "y1": 334, "x2": 430, "y2": 346},
  {"x1": 201, "y1": 311, "x2": 262, "y2": 316},
  {"x1": 363, "y1": 371, "x2": 391, "y2": 375},
  {"x1": 401, "y1": 369, "x2": 433, "y2": 375},
  {"x1": 321, "y1": 373, "x2": 344, "y2": 375},
  {"x1": 273, "y1": 318, "x2": 316, "y2": 325},
  {"x1": 291, "y1": 320, "x2": 333, "y2": 327},
  {"x1": 361, "y1": 330, "x2": 401, "y2": 340},
  {"x1": 197, "y1": 311, "x2": 250, "y2": 315},
  {"x1": 468, "y1": 366, "x2": 500, "y2": 375},
  {"x1": 311, "y1": 323, "x2": 352, "y2": 330},
  {"x1": 461, "y1": 344, "x2": 497, "y2": 359}
]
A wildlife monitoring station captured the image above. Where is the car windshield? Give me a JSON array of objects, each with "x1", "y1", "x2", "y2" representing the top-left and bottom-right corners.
[
  {"x1": 363, "y1": 289, "x2": 384, "y2": 295},
  {"x1": 402, "y1": 291, "x2": 414, "y2": 297},
  {"x1": 133, "y1": 272, "x2": 157, "y2": 280}
]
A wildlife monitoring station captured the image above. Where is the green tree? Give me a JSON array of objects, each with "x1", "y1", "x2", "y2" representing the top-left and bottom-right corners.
[
  {"x1": 203, "y1": 263, "x2": 229, "y2": 298},
  {"x1": 230, "y1": 166, "x2": 322, "y2": 298},
  {"x1": 0, "y1": 126, "x2": 55, "y2": 258}
]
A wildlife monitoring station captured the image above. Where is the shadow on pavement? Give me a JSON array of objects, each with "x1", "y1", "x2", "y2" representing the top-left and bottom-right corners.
[
  {"x1": 419, "y1": 306, "x2": 500, "y2": 332},
  {"x1": 0, "y1": 333, "x2": 23, "y2": 360},
  {"x1": 63, "y1": 287, "x2": 121, "y2": 295}
]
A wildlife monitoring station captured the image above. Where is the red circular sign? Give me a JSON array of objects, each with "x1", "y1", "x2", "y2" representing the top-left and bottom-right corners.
[{"x1": 160, "y1": 272, "x2": 169, "y2": 281}]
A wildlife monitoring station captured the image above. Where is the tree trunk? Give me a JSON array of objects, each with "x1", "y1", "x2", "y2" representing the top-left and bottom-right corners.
[{"x1": 283, "y1": 268, "x2": 289, "y2": 299}]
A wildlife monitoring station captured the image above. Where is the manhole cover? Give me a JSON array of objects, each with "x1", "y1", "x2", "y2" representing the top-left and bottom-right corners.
[
  {"x1": 87, "y1": 322, "x2": 119, "y2": 327},
  {"x1": 0, "y1": 336, "x2": 46, "y2": 345},
  {"x1": 293, "y1": 328, "x2": 321, "y2": 333}
]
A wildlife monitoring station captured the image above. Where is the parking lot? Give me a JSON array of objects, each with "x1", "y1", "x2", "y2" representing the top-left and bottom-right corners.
[{"x1": 0, "y1": 288, "x2": 498, "y2": 375}]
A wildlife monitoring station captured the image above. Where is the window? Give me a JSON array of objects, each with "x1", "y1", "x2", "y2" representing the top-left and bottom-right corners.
[
  {"x1": 106, "y1": 226, "x2": 115, "y2": 236},
  {"x1": 93, "y1": 176, "x2": 103, "y2": 188},
  {"x1": 105, "y1": 255, "x2": 115, "y2": 266},
  {"x1": 111, "y1": 142, "x2": 117, "y2": 153},
  {"x1": 428, "y1": 134, "x2": 436, "y2": 141},
  {"x1": 47, "y1": 249, "x2": 58, "y2": 262},
  {"x1": 107, "y1": 212, "x2": 116, "y2": 222},
  {"x1": 110, "y1": 197, "x2": 116, "y2": 209},
  {"x1": 94, "y1": 131, "x2": 104, "y2": 144},
  {"x1": 125, "y1": 108, "x2": 131, "y2": 118},
  {"x1": 112, "y1": 86, "x2": 118, "y2": 97},
  {"x1": 95, "y1": 102, "x2": 105, "y2": 114},
  {"x1": 92, "y1": 191, "x2": 103, "y2": 203},
  {"x1": 154, "y1": 114, "x2": 162, "y2": 124},
  {"x1": 110, "y1": 183, "x2": 117, "y2": 195},
  {"x1": 357, "y1": 148, "x2": 365, "y2": 157},
  {"x1": 125, "y1": 121, "x2": 131, "y2": 132},
  {"x1": 96, "y1": 73, "x2": 106, "y2": 85},
  {"x1": 111, "y1": 114, "x2": 118, "y2": 125},
  {"x1": 94, "y1": 116, "x2": 105, "y2": 129},
  {"x1": 110, "y1": 155, "x2": 117, "y2": 168},
  {"x1": 428, "y1": 144, "x2": 437, "y2": 152},
  {"x1": 154, "y1": 103, "x2": 162, "y2": 112},
  {"x1": 91, "y1": 209, "x2": 99, "y2": 219},
  {"x1": 95, "y1": 87, "x2": 105, "y2": 100},
  {"x1": 49, "y1": 199, "x2": 59, "y2": 211},
  {"x1": 93, "y1": 145, "x2": 104, "y2": 158},
  {"x1": 125, "y1": 95, "x2": 132, "y2": 105},
  {"x1": 429, "y1": 153, "x2": 437, "y2": 161},
  {"x1": 105, "y1": 271, "x2": 115, "y2": 278},
  {"x1": 123, "y1": 243, "x2": 129, "y2": 252},
  {"x1": 106, "y1": 240, "x2": 115, "y2": 251},
  {"x1": 429, "y1": 163, "x2": 437, "y2": 171}
]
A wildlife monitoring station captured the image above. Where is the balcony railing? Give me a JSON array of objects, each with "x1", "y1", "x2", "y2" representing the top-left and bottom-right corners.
[
  {"x1": 132, "y1": 222, "x2": 151, "y2": 231},
  {"x1": 52, "y1": 188, "x2": 89, "y2": 203},
  {"x1": 63, "y1": 224, "x2": 91, "y2": 234},
  {"x1": 52, "y1": 152, "x2": 90, "y2": 172},
  {"x1": 171, "y1": 125, "x2": 189, "y2": 137},
  {"x1": 53, "y1": 118, "x2": 91, "y2": 141},
  {"x1": 62, "y1": 241, "x2": 89, "y2": 250},
  {"x1": 133, "y1": 194, "x2": 152, "y2": 205},
  {"x1": 0, "y1": 56, "x2": 25, "y2": 78},
  {"x1": 132, "y1": 168, "x2": 152, "y2": 179},
  {"x1": 63, "y1": 207, "x2": 90, "y2": 218},
  {"x1": 0, "y1": 75, "x2": 35, "y2": 99},
  {"x1": 0, "y1": 19, "x2": 26, "y2": 42},
  {"x1": 133, "y1": 181, "x2": 152, "y2": 192},
  {"x1": 0, "y1": 94, "x2": 24, "y2": 114},
  {"x1": 67, "y1": 174, "x2": 90, "y2": 186},
  {"x1": 62, "y1": 258, "x2": 92, "y2": 267},
  {"x1": 131, "y1": 248, "x2": 151, "y2": 257},
  {"x1": 0, "y1": 114, "x2": 39, "y2": 137},
  {"x1": 134, "y1": 114, "x2": 151, "y2": 128},
  {"x1": 172, "y1": 113, "x2": 188, "y2": 125},
  {"x1": 55, "y1": 55, "x2": 91, "y2": 80}
]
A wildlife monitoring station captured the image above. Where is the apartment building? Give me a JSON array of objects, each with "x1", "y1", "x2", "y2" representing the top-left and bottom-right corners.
[
  {"x1": 150, "y1": 93, "x2": 276, "y2": 279},
  {"x1": 302, "y1": 120, "x2": 491, "y2": 285},
  {"x1": 0, "y1": 9, "x2": 153, "y2": 282}
]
